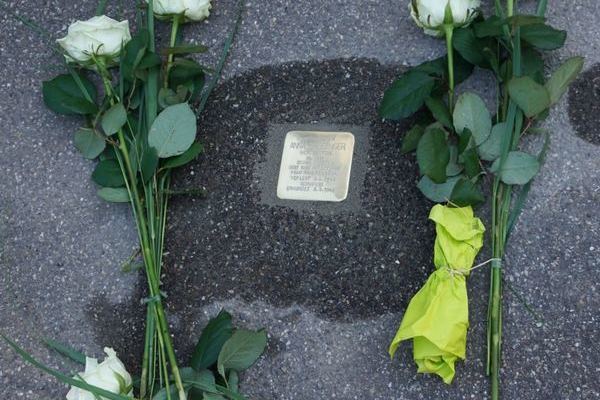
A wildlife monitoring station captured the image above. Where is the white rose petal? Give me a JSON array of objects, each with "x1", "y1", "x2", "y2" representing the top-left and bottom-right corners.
[
  {"x1": 148, "y1": 0, "x2": 212, "y2": 22},
  {"x1": 409, "y1": 0, "x2": 480, "y2": 36},
  {"x1": 57, "y1": 15, "x2": 131, "y2": 65},
  {"x1": 66, "y1": 348, "x2": 133, "y2": 400}
]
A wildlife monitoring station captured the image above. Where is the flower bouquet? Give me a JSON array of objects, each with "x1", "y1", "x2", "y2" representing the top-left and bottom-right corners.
[
  {"x1": 2, "y1": 1, "x2": 267, "y2": 400},
  {"x1": 382, "y1": 0, "x2": 583, "y2": 398}
]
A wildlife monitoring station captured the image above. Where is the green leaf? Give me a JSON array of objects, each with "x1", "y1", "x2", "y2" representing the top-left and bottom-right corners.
[
  {"x1": 137, "y1": 52, "x2": 162, "y2": 71},
  {"x1": 101, "y1": 103, "x2": 127, "y2": 135},
  {"x1": 506, "y1": 132, "x2": 550, "y2": 240},
  {"x1": 473, "y1": 15, "x2": 504, "y2": 38},
  {"x1": 227, "y1": 370, "x2": 239, "y2": 393},
  {"x1": 191, "y1": 310, "x2": 233, "y2": 370},
  {"x1": 417, "y1": 175, "x2": 460, "y2": 203},
  {"x1": 97, "y1": 187, "x2": 130, "y2": 203},
  {"x1": 521, "y1": 47, "x2": 545, "y2": 84},
  {"x1": 445, "y1": 145, "x2": 463, "y2": 177},
  {"x1": 490, "y1": 151, "x2": 540, "y2": 185},
  {"x1": 400, "y1": 125, "x2": 425, "y2": 154},
  {"x1": 204, "y1": 394, "x2": 226, "y2": 400},
  {"x1": 163, "y1": 141, "x2": 204, "y2": 169},
  {"x1": 460, "y1": 148, "x2": 481, "y2": 178},
  {"x1": 73, "y1": 128, "x2": 105, "y2": 159},
  {"x1": 43, "y1": 338, "x2": 86, "y2": 364},
  {"x1": 416, "y1": 128, "x2": 450, "y2": 184},
  {"x1": 1, "y1": 334, "x2": 131, "y2": 400},
  {"x1": 161, "y1": 44, "x2": 209, "y2": 56},
  {"x1": 215, "y1": 385, "x2": 247, "y2": 400},
  {"x1": 425, "y1": 97, "x2": 453, "y2": 130},
  {"x1": 453, "y1": 27, "x2": 489, "y2": 67},
  {"x1": 170, "y1": 58, "x2": 206, "y2": 98},
  {"x1": 42, "y1": 74, "x2": 97, "y2": 115},
  {"x1": 458, "y1": 128, "x2": 475, "y2": 154},
  {"x1": 148, "y1": 103, "x2": 197, "y2": 158},
  {"x1": 158, "y1": 86, "x2": 189, "y2": 109},
  {"x1": 521, "y1": 23, "x2": 566, "y2": 50},
  {"x1": 450, "y1": 178, "x2": 485, "y2": 206},
  {"x1": 153, "y1": 385, "x2": 190, "y2": 400},
  {"x1": 217, "y1": 329, "x2": 267, "y2": 378},
  {"x1": 121, "y1": 30, "x2": 148, "y2": 81},
  {"x1": 453, "y1": 92, "x2": 492, "y2": 145},
  {"x1": 379, "y1": 71, "x2": 435, "y2": 120},
  {"x1": 140, "y1": 147, "x2": 159, "y2": 182},
  {"x1": 507, "y1": 76, "x2": 551, "y2": 117},
  {"x1": 180, "y1": 367, "x2": 217, "y2": 392},
  {"x1": 413, "y1": 54, "x2": 473, "y2": 86},
  {"x1": 92, "y1": 159, "x2": 125, "y2": 188},
  {"x1": 505, "y1": 14, "x2": 546, "y2": 27},
  {"x1": 545, "y1": 56, "x2": 584, "y2": 105},
  {"x1": 478, "y1": 122, "x2": 506, "y2": 161}
]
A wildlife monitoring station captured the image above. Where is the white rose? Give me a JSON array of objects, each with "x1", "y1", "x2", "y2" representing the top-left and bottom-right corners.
[
  {"x1": 57, "y1": 16, "x2": 132, "y2": 65},
  {"x1": 409, "y1": 0, "x2": 480, "y2": 37},
  {"x1": 149, "y1": 0, "x2": 212, "y2": 22},
  {"x1": 66, "y1": 348, "x2": 133, "y2": 400}
]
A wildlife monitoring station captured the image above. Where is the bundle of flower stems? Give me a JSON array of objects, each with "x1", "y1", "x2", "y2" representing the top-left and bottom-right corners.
[
  {"x1": 487, "y1": 1, "x2": 550, "y2": 398},
  {"x1": 3, "y1": 1, "x2": 268, "y2": 400},
  {"x1": 382, "y1": 0, "x2": 582, "y2": 398}
]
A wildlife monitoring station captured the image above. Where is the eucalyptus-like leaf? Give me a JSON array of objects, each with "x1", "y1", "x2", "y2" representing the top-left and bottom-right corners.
[
  {"x1": 148, "y1": 103, "x2": 197, "y2": 158},
  {"x1": 379, "y1": 71, "x2": 435, "y2": 120},
  {"x1": 417, "y1": 175, "x2": 460, "y2": 203},
  {"x1": 97, "y1": 187, "x2": 130, "y2": 203},
  {"x1": 416, "y1": 127, "x2": 450, "y2": 184},
  {"x1": 101, "y1": 103, "x2": 127, "y2": 135},
  {"x1": 446, "y1": 145, "x2": 463, "y2": 177},
  {"x1": 507, "y1": 76, "x2": 550, "y2": 118},
  {"x1": 74, "y1": 128, "x2": 105, "y2": 159},
  {"x1": 228, "y1": 370, "x2": 239, "y2": 393},
  {"x1": 490, "y1": 151, "x2": 540, "y2": 185},
  {"x1": 478, "y1": 122, "x2": 506, "y2": 161},
  {"x1": 217, "y1": 329, "x2": 267, "y2": 378},
  {"x1": 453, "y1": 92, "x2": 492, "y2": 145},
  {"x1": 545, "y1": 56, "x2": 584, "y2": 105}
]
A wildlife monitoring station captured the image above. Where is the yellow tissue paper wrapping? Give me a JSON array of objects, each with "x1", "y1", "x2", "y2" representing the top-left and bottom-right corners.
[{"x1": 389, "y1": 204, "x2": 485, "y2": 384}]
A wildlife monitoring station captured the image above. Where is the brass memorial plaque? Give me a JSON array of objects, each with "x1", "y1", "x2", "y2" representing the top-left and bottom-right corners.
[{"x1": 277, "y1": 131, "x2": 355, "y2": 202}]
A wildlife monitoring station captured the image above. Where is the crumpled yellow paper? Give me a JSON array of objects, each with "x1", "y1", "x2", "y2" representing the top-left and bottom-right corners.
[{"x1": 389, "y1": 204, "x2": 485, "y2": 384}]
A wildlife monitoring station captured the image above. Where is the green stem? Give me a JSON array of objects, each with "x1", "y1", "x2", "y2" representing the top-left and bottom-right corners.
[
  {"x1": 98, "y1": 64, "x2": 185, "y2": 400},
  {"x1": 164, "y1": 15, "x2": 181, "y2": 88},
  {"x1": 507, "y1": 0, "x2": 514, "y2": 16},
  {"x1": 444, "y1": 25, "x2": 455, "y2": 114}
]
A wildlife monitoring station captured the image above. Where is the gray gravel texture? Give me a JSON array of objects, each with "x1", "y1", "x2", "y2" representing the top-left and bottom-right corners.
[{"x1": 0, "y1": 0, "x2": 599, "y2": 399}]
